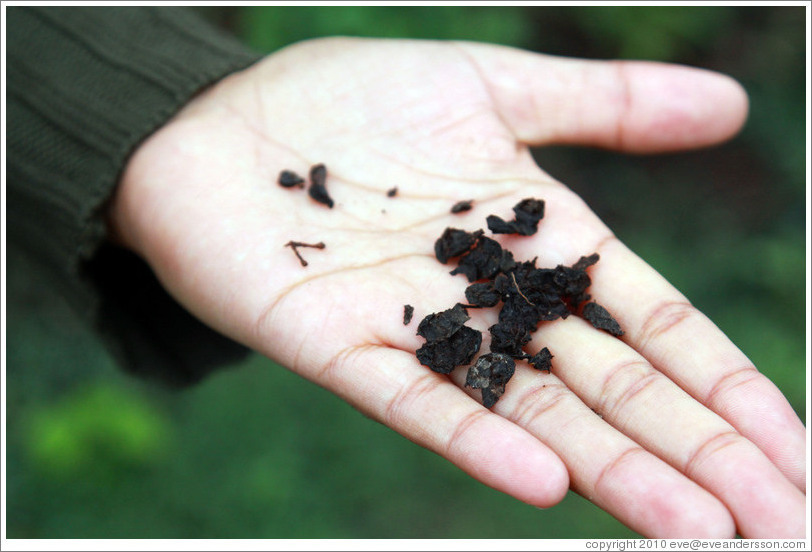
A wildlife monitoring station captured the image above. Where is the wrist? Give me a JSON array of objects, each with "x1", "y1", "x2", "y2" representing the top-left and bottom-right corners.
[{"x1": 105, "y1": 74, "x2": 228, "y2": 257}]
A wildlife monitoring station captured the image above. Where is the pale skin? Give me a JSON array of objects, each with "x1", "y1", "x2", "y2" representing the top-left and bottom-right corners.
[{"x1": 108, "y1": 38, "x2": 806, "y2": 538}]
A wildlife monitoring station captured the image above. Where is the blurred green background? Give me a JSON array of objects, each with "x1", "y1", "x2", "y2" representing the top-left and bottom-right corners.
[{"x1": 5, "y1": 6, "x2": 807, "y2": 539}]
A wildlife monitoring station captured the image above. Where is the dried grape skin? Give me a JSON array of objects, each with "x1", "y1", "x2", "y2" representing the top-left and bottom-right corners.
[
  {"x1": 572, "y1": 253, "x2": 600, "y2": 271},
  {"x1": 529, "y1": 347, "x2": 553, "y2": 372},
  {"x1": 486, "y1": 215, "x2": 518, "y2": 235},
  {"x1": 403, "y1": 304, "x2": 414, "y2": 326},
  {"x1": 414, "y1": 197, "x2": 621, "y2": 405},
  {"x1": 480, "y1": 387, "x2": 502, "y2": 409},
  {"x1": 450, "y1": 236, "x2": 510, "y2": 282},
  {"x1": 434, "y1": 228, "x2": 483, "y2": 264},
  {"x1": 561, "y1": 255, "x2": 599, "y2": 310},
  {"x1": 308, "y1": 163, "x2": 334, "y2": 208},
  {"x1": 487, "y1": 198, "x2": 545, "y2": 236},
  {"x1": 465, "y1": 359, "x2": 492, "y2": 389},
  {"x1": 451, "y1": 200, "x2": 474, "y2": 213},
  {"x1": 415, "y1": 304, "x2": 482, "y2": 374},
  {"x1": 512, "y1": 198, "x2": 545, "y2": 232},
  {"x1": 464, "y1": 282, "x2": 501, "y2": 308},
  {"x1": 278, "y1": 170, "x2": 305, "y2": 188},
  {"x1": 553, "y1": 265, "x2": 592, "y2": 304},
  {"x1": 581, "y1": 301, "x2": 624, "y2": 336},
  {"x1": 416, "y1": 303, "x2": 470, "y2": 343},
  {"x1": 465, "y1": 353, "x2": 516, "y2": 408},
  {"x1": 416, "y1": 326, "x2": 482, "y2": 374},
  {"x1": 481, "y1": 353, "x2": 516, "y2": 387},
  {"x1": 488, "y1": 319, "x2": 533, "y2": 357}
]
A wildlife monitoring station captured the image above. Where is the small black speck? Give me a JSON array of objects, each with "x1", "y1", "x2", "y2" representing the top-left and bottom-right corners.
[
  {"x1": 450, "y1": 200, "x2": 474, "y2": 214},
  {"x1": 308, "y1": 163, "x2": 334, "y2": 208},
  {"x1": 278, "y1": 170, "x2": 305, "y2": 188},
  {"x1": 403, "y1": 304, "x2": 414, "y2": 325}
]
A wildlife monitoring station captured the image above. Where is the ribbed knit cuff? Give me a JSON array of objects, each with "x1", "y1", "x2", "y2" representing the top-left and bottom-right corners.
[{"x1": 7, "y1": 7, "x2": 263, "y2": 383}]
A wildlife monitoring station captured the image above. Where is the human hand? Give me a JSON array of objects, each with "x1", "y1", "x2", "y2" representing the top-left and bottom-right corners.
[{"x1": 109, "y1": 38, "x2": 806, "y2": 538}]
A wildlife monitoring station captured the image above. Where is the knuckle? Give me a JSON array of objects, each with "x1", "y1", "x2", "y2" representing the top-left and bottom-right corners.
[
  {"x1": 704, "y1": 365, "x2": 761, "y2": 408},
  {"x1": 638, "y1": 299, "x2": 696, "y2": 351},
  {"x1": 511, "y1": 381, "x2": 573, "y2": 428},
  {"x1": 596, "y1": 359, "x2": 662, "y2": 423},
  {"x1": 594, "y1": 446, "x2": 647, "y2": 495},
  {"x1": 444, "y1": 409, "x2": 490, "y2": 458},
  {"x1": 315, "y1": 343, "x2": 377, "y2": 387},
  {"x1": 683, "y1": 430, "x2": 743, "y2": 478},
  {"x1": 382, "y1": 371, "x2": 444, "y2": 430}
]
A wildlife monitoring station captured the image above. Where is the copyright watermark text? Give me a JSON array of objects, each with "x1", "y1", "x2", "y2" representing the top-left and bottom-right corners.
[{"x1": 585, "y1": 539, "x2": 808, "y2": 551}]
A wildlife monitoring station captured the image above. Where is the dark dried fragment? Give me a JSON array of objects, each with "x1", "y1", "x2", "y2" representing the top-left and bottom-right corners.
[
  {"x1": 487, "y1": 198, "x2": 545, "y2": 236},
  {"x1": 581, "y1": 301, "x2": 624, "y2": 336},
  {"x1": 534, "y1": 298, "x2": 571, "y2": 321},
  {"x1": 485, "y1": 214, "x2": 517, "y2": 234},
  {"x1": 529, "y1": 347, "x2": 553, "y2": 372},
  {"x1": 489, "y1": 319, "x2": 533, "y2": 357},
  {"x1": 308, "y1": 163, "x2": 334, "y2": 208},
  {"x1": 509, "y1": 272, "x2": 536, "y2": 306},
  {"x1": 465, "y1": 353, "x2": 516, "y2": 408},
  {"x1": 512, "y1": 198, "x2": 545, "y2": 232},
  {"x1": 464, "y1": 282, "x2": 501, "y2": 308},
  {"x1": 572, "y1": 253, "x2": 600, "y2": 271},
  {"x1": 502, "y1": 283, "x2": 540, "y2": 314},
  {"x1": 492, "y1": 272, "x2": 511, "y2": 296},
  {"x1": 494, "y1": 262, "x2": 573, "y2": 323},
  {"x1": 450, "y1": 236, "x2": 512, "y2": 282},
  {"x1": 451, "y1": 200, "x2": 474, "y2": 213},
  {"x1": 498, "y1": 296, "x2": 540, "y2": 333},
  {"x1": 481, "y1": 388, "x2": 503, "y2": 409},
  {"x1": 416, "y1": 326, "x2": 482, "y2": 374},
  {"x1": 562, "y1": 255, "x2": 599, "y2": 311},
  {"x1": 284, "y1": 240, "x2": 326, "y2": 267},
  {"x1": 278, "y1": 170, "x2": 305, "y2": 188},
  {"x1": 434, "y1": 228, "x2": 483, "y2": 264},
  {"x1": 554, "y1": 265, "x2": 592, "y2": 302},
  {"x1": 403, "y1": 304, "x2": 414, "y2": 325},
  {"x1": 387, "y1": 187, "x2": 398, "y2": 197},
  {"x1": 411, "y1": 195, "x2": 624, "y2": 406},
  {"x1": 466, "y1": 353, "x2": 515, "y2": 389},
  {"x1": 416, "y1": 303, "x2": 470, "y2": 343},
  {"x1": 415, "y1": 304, "x2": 482, "y2": 374},
  {"x1": 499, "y1": 249, "x2": 518, "y2": 274}
]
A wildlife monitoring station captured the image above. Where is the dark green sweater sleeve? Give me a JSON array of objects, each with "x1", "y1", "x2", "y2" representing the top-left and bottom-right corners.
[{"x1": 7, "y1": 7, "x2": 265, "y2": 384}]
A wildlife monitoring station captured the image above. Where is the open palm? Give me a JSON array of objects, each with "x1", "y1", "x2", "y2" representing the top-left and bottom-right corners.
[{"x1": 110, "y1": 38, "x2": 805, "y2": 538}]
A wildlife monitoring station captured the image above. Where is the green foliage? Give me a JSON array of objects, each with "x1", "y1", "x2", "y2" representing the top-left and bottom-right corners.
[
  {"x1": 569, "y1": 6, "x2": 733, "y2": 61},
  {"x1": 6, "y1": 5, "x2": 806, "y2": 541},
  {"x1": 24, "y1": 384, "x2": 171, "y2": 479},
  {"x1": 735, "y1": 10, "x2": 806, "y2": 191},
  {"x1": 235, "y1": 6, "x2": 533, "y2": 53}
]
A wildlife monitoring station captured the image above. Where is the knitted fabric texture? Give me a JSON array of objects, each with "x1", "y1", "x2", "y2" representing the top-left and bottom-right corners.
[{"x1": 7, "y1": 7, "x2": 264, "y2": 383}]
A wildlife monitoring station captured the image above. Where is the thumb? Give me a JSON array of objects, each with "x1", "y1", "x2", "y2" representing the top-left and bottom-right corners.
[{"x1": 457, "y1": 42, "x2": 749, "y2": 153}]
